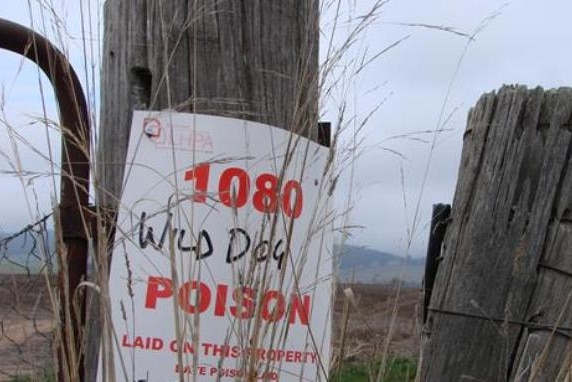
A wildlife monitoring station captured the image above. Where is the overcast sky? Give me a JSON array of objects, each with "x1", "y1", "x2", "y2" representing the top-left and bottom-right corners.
[{"x1": 1, "y1": 1, "x2": 572, "y2": 257}]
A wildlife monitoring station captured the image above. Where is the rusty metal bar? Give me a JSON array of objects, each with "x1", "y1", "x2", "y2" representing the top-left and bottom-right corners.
[{"x1": 0, "y1": 18, "x2": 90, "y2": 381}]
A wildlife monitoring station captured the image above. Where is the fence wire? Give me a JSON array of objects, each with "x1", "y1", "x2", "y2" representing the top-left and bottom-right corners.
[{"x1": 0, "y1": 214, "x2": 55, "y2": 380}]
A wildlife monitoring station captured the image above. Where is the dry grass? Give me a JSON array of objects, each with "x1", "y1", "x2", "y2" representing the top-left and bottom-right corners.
[
  {"x1": 0, "y1": 1, "x2": 432, "y2": 382},
  {"x1": 0, "y1": 275, "x2": 422, "y2": 381}
]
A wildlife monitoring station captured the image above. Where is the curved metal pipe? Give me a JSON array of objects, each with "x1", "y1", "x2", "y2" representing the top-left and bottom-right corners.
[{"x1": 0, "y1": 18, "x2": 90, "y2": 381}]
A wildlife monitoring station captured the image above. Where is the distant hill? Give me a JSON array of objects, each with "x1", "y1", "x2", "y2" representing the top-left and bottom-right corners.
[
  {"x1": 0, "y1": 229, "x2": 55, "y2": 253},
  {"x1": 0, "y1": 230, "x2": 55, "y2": 273},
  {"x1": 336, "y1": 244, "x2": 425, "y2": 285},
  {"x1": 0, "y1": 230, "x2": 426, "y2": 286}
]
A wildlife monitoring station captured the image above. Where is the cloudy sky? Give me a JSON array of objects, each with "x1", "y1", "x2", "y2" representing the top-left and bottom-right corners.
[{"x1": 1, "y1": 1, "x2": 571, "y2": 257}]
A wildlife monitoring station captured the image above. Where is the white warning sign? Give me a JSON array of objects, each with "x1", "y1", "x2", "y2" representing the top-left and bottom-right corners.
[{"x1": 99, "y1": 111, "x2": 333, "y2": 381}]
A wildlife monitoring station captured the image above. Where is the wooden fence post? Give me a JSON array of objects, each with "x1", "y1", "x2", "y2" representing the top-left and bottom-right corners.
[
  {"x1": 85, "y1": 1, "x2": 319, "y2": 380},
  {"x1": 420, "y1": 85, "x2": 572, "y2": 381}
]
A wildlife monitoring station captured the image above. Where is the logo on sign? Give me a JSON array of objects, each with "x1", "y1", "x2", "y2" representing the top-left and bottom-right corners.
[
  {"x1": 143, "y1": 118, "x2": 162, "y2": 138},
  {"x1": 143, "y1": 118, "x2": 214, "y2": 153}
]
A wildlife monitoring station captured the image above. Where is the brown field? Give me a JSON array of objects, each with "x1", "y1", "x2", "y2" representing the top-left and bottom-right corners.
[
  {"x1": 0, "y1": 275, "x2": 421, "y2": 380},
  {"x1": 0, "y1": 274, "x2": 55, "y2": 381},
  {"x1": 332, "y1": 283, "x2": 421, "y2": 364}
]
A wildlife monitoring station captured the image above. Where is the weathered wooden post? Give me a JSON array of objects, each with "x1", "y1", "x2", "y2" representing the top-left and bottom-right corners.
[
  {"x1": 87, "y1": 1, "x2": 320, "y2": 380},
  {"x1": 420, "y1": 86, "x2": 572, "y2": 381},
  {"x1": 97, "y1": 0, "x2": 320, "y2": 209}
]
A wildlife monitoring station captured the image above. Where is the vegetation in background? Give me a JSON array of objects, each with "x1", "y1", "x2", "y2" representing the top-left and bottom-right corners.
[
  {"x1": 331, "y1": 358, "x2": 416, "y2": 382},
  {"x1": 10, "y1": 369, "x2": 55, "y2": 382}
]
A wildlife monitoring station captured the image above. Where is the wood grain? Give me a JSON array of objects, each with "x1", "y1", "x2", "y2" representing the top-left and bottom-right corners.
[
  {"x1": 98, "y1": 0, "x2": 319, "y2": 208},
  {"x1": 421, "y1": 86, "x2": 572, "y2": 382},
  {"x1": 87, "y1": 2, "x2": 319, "y2": 380}
]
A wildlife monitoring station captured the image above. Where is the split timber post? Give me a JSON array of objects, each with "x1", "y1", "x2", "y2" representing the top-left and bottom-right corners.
[
  {"x1": 420, "y1": 85, "x2": 572, "y2": 381},
  {"x1": 86, "y1": 1, "x2": 320, "y2": 380}
]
